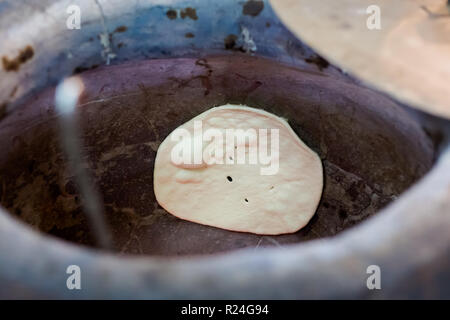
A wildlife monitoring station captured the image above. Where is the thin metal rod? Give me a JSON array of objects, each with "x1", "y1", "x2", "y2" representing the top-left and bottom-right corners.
[{"x1": 55, "y1": 77, "x2": 112, "y2": 250}]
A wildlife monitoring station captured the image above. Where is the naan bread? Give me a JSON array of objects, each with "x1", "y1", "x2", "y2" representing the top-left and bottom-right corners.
[{"x1": 154, "y1": 104, "x2": 323, "y2": 235}]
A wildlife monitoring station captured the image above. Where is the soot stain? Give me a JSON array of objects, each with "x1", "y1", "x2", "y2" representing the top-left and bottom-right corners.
[
  {"x1": 73, "y1": 64, "x2": 99, "y2": 75},
  {"x1": 114, "y1": 25, "x2": 128, "y2": 33},
  {"x1": 224, "y1": 34, "x2": 237, "y2": 49},
  {"x1": 180, "y1": 7, "x2": 198, "y2": 20},
  {"x1": 166, "y1": 9, "x2": 177, "y2": 19},
  {"x1": 224, "y1": 34, "x2": 249, "y2": 52},
  {"x1": 305, "y1": 55, "x2": 330, "y2": 71},
  {"x1": 2, "y1": 45, "x2": 34, "y2": 72},
  {"x1": 243, "y1": 0, "x2": 264, "y2": 17}
]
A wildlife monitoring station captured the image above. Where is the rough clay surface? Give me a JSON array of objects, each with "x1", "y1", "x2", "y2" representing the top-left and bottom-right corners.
[
  {"x1": 154, "y1": 105, "x2": 323, "y2": 235},
  {"x1": 0, "y1": 55, "x2": 434, "y2": 255}
]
